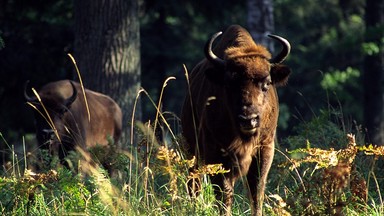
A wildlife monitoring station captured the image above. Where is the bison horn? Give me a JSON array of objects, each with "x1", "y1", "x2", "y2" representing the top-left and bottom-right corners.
[
  {"x1": 205, "y1": 31, "x2": 225, "y2": 68},
  {"x1": 64, "y1": 81, "x2": 78, "y2": 107},
  {"x1": 24, "y1": 80, "x2": 36, "y2": 102},
  {"x1": 268, "y1": 34, "x2": 291, "y2": 64}
]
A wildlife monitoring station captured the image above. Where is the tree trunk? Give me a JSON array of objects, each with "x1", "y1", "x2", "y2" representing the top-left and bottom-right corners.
[
  {"x1": 364, "y1": 0, "x2": 384, "y2": 145},
  {"x1": 74, "y1": 0, "x2": 141, "y2": 145},
  {"x1": 247, "y1": 0, "x2": 274, "y2": 52}
]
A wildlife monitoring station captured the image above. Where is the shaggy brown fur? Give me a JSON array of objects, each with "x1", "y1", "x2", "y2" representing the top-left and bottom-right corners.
[
  {"x1": 25, "y1": 80, "x2": 122, "y2": 165},
  {"x1": 181, "y1": 25, "x2": 291, "y2": 215}
]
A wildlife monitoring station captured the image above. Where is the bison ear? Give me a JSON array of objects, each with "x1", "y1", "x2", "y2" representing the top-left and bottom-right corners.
[{"x1": 271, "y1": 64, "x2": 291, "y2": 87}]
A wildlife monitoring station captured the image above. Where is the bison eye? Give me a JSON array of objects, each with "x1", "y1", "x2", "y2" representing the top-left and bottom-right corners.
[{"x1": 261, "y1": 81, "x2": 271, "y2": 92}]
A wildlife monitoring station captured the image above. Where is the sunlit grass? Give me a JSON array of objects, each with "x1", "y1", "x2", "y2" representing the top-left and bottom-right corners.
[{"x1": 1, "y1": 73, "x2": 384, "y2": 215}]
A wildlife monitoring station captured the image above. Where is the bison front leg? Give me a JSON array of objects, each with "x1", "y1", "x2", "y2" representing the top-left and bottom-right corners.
[
  {"x1": 211, "y1": 174, "x2": 235, "y2": 215},
  {"x1": 247, "y1": 144, "x2": 274, "y2": 216}
]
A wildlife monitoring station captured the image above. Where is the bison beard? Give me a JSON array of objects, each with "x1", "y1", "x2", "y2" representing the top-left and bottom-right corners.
[{"x1": 181, "y1": 25, "x2": 291, "y2": 216}]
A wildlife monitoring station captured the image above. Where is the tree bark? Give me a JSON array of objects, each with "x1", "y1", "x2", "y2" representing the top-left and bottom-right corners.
[
  {"x1": 247, "y1": 0, "x2": 274, "y2": 52},
  {"x1": 74, "y1": 0, "x2": 141, "y2": 144},
  {"x1": 364, "y1": 0, "x2": 384, "y2": 145}
]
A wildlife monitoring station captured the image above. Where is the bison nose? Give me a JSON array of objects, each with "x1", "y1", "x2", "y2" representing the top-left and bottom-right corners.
[
  {"x1": 238, "y1": 114, "x2": 259, "y2": 127},
  {"x1": 238, "y1": 114, "x2": 260, "y2": 135}
]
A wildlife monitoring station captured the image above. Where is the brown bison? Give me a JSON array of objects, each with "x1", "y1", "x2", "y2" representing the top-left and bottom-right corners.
[
  {"x1": 181, "y1": 25, "x2": 291, "y2": 215},
  {"x1": 25, "y1": 80, "x2": 122, "y2": 167}
]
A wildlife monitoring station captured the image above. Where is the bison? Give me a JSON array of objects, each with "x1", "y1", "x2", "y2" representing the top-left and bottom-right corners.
[
  {"x1": 181, "y1": 25, "x2": 291, "y2": 215},
  {"x1": 25, "y1": 80, "x2": 122, "y2": 169}
]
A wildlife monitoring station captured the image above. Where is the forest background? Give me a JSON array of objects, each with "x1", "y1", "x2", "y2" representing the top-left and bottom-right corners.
[
  {"x1": 0, "y1": 0, "x2": 383, "y2": 149},
  {"x1": 0, "y1": 0, "x2": 384, "y2": 215}
]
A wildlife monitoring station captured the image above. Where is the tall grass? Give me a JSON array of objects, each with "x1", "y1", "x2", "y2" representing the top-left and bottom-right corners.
[{"x1": 1, "y1": 71, "x2": 384, "y2": 215}]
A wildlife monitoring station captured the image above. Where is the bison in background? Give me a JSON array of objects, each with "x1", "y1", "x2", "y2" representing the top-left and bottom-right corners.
[
  {"x1": 181, "y1": 25, "x2": 291, "y2": 215},
  {"x1": 25, "y1": 80, "x2": 122, "y2": 171}
]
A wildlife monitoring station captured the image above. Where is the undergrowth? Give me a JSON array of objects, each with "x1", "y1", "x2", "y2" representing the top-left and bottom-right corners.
[
  {"x1": 1, "y1": 77, "x2": 384, "y2": 215},
  {"x1": 267, "y1": 111, "x2": 384, "y2": 215}
]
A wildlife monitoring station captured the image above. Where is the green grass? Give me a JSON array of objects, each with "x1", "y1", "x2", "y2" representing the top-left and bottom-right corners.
[
  {"x1": 2, "y1": 128, "x2": 383, "y2": 215},
  {"x1": 1, "y1": 76, "x2": 384, "y2": 215}
]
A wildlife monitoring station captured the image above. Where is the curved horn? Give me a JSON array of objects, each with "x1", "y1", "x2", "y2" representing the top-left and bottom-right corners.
[
  {"x1": 24, "y1": 80, "x2": 36, "y2": 102},
  {"x1": 268, "y1": 34, "x2": 291, "y2": 64},
  {"x1": 204, "y1": 31, "x2": 225, "y2": 68},
  {"x1": 64, "y1": 81, "x2": 78, "y2": 107}
]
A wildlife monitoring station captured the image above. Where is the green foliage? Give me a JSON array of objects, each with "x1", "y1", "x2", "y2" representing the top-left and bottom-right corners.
[
  {"x1": 283, "y1": 110, "x2": 348, "y2": 150},
  {"x1": 362, "y1": 42, "x2": 381, "y2": 56},
  {"x1": 321, "y1": 67, "x2": 360, "y2": 91},
  {"x1": 270, "y1": 112, "x2": 384, "y2": 215},
  {"x1": 1, "y1": 0, "x2": 383, "y2": 214},
  {"x1": 274, "y1": 0, "x2": 366, "y2": 133},
  {"x1": 0, "y1": 34, "x2": 4, "y2": 50},
  {"x1": 1, "y1": 106, "x2": 384, "y2": 215},
  {"x1": 0, "y1": 169, "x2": 90, "y2": 215},
  {"x1": 0, "y1": 0, "x2": 374, "y2": 142}
]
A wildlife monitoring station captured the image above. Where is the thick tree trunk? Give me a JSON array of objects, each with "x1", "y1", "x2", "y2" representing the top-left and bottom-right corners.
[
  {"x1": 247, "y1": 0, "x2": 274, "y2": 52},
  {"x1": 364, "y1": 0, "x2": 384, "y2": 145},
  {"x1": 74, "y1": 0, "x2": 141, "y2": 145}
]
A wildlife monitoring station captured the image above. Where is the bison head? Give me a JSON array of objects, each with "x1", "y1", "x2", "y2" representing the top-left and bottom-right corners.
[
  {"x1": 205, "y1": 31, "x2": 291, "y2": 136},
  {"x1": 25, "y1": 81, "x2": 78, "y2": 148}
]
